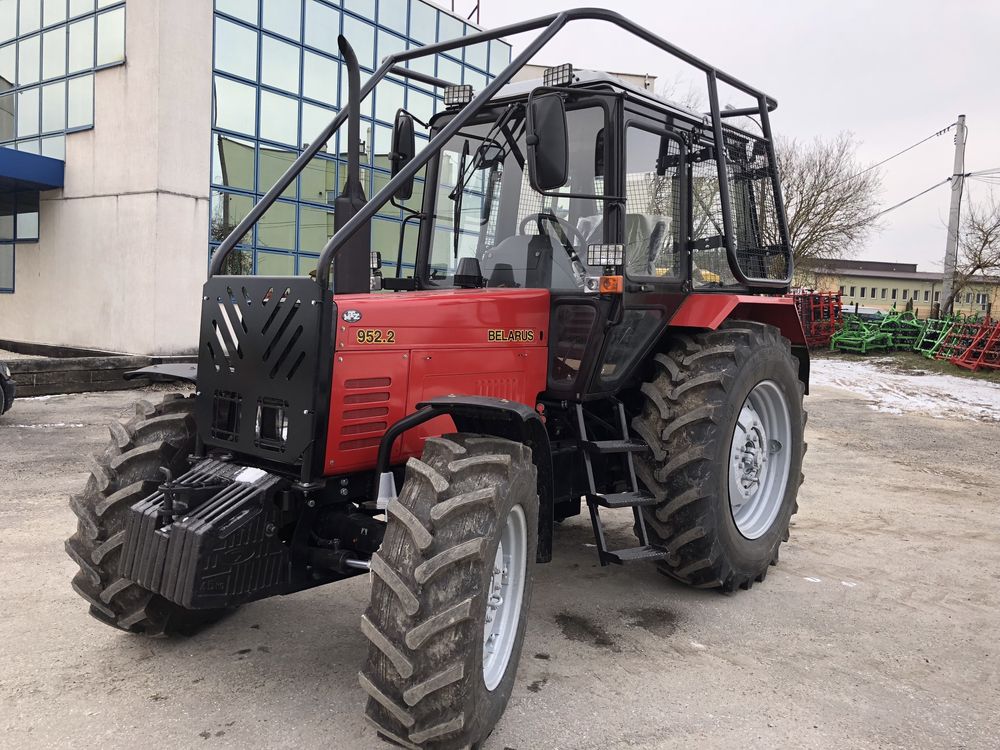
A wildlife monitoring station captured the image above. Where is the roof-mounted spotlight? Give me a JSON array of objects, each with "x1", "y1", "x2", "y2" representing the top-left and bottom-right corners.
[
  {"x1": 543, "y1": 63, "x2": 574, "y2": 87},
  {"x1": 443, "y1": 84, "x2": 474, "y2": 109}
]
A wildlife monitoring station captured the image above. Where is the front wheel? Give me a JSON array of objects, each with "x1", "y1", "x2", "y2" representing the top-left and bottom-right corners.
[
  {"x1": 65, "y1": 394, "x2": 234, "y2": 635},
  {"x1": 360, "y1": 434, "x2": 538, "y2": 749},
  {"x1": 631, "y1": 320, "x2": 805, "y2": 591}
]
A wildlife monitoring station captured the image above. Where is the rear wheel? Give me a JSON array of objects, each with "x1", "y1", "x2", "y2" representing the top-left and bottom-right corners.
[
  {"x1": 361, "y1": 434, "x2": 538, "y2": 749},
  {"x1": 65, "y1": 394, "x2": 232, "y2": 635},
  {"x1": 631, "y1": 321, "x2": 805, "y2": 591}
]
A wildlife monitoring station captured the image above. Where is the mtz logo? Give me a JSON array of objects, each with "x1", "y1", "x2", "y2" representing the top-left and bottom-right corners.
[
  {"x1": 342, "y1": 310, "x2": 362, "y2": 323},
  {"x1": 488, "y1": 329, "x2": 534, "y2": 343}
]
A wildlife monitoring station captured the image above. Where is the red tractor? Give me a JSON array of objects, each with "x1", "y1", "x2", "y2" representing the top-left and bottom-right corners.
[{"x1": 67, "y1": 9, "x2": 806, "y2": 749}]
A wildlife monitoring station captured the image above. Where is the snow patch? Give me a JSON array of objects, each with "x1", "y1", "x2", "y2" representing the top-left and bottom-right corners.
[{"x1": 811, "y1": 358, "x2": 1000, "y2": 422}]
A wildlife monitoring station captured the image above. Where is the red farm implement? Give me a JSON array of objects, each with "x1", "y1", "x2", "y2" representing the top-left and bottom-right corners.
[
  {"x1": 951, "y1": 318, "x2": 1000, "y2": 372},
  {"x1": 789, "y1": 291, "x2": 842, "y2": 348}
]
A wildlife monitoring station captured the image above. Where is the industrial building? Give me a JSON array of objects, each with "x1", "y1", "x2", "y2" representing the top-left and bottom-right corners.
[
  {"x1": 806, "y1": 259, "x2": 999, "y2": 316},
  {"x1": 0, "y1": 0, "x2": 510, "y2": 354}
]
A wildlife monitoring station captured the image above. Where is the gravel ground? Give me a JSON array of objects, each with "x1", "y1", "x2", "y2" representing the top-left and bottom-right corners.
[{"x1": 1, "y1": 369, "x2": 998, "y2": 749}]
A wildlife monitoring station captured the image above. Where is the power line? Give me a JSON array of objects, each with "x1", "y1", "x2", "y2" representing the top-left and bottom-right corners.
[
  {"x1": 870, "y1": 178, "x2": 951, "y2": 220},
  {"x1": 963, "y1": 167, "x2": 1000, "y2": 186},
  {"x1": 831, "y1": 123, "x2": 955, "y2": 189}
]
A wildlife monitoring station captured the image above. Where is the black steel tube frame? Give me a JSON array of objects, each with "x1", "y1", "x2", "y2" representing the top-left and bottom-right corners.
[{"x1": 210, "y1": 6, "x2": 790, "y2": 288}]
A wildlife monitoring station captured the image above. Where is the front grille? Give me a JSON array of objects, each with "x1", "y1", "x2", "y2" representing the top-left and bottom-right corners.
[{"x1": 196, "y1": 277, "x2": 330, "y2": 473}]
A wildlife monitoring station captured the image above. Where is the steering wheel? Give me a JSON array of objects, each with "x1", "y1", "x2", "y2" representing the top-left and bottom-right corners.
[{"x1": 518, "y1": 212, "x2": 587, "y2": 249}]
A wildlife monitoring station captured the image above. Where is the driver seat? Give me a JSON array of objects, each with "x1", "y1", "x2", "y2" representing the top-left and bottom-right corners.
[{"x1": 479, "y1": 229, "x2": 580, "y2": 289}]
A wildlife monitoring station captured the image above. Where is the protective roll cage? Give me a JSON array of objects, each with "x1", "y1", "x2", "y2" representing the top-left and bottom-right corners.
[{"x1": 209, "y1": 6, "x2": 793, "y2": 289}]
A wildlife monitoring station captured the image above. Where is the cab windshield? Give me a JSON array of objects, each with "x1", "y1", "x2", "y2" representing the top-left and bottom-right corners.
[{"x1": 421, "y1": 103, "x2": 607, "y2": 290}]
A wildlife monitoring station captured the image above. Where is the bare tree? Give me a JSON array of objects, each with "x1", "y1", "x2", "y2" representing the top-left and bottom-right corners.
[
  {"x1": 655, "y1": 73, "x2": 703, "y2": 110},
  {"x1": 941, "y1": 192, "x2": 1000, "y2": 313},
  {"x1": 776, "y1": 133, "x2": 882, "y2": 275}
]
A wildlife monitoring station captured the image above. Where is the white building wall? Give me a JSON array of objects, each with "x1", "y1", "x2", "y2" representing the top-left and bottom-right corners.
[
  {"x1": 513, "y1": 63, "x2": 657, "y2": 92},
  {"x1": 0, "y1": 0, "x2": 213, "y2": 355}
]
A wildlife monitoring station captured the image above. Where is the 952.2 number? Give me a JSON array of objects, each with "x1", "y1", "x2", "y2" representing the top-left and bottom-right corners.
[{"x1": 355, "y1": 329, "x2": 396, "y2": 345}]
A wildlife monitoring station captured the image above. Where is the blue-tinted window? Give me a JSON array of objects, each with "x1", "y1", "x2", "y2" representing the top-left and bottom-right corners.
[
  {"x1": 95, "y1": 5, "x2": 123, "y2": 65},
  {"x1": 210, "y1": 1, "x2": 511, "y2": 276},
  {"x1": 378, "y1": 0, "x2": 407, "y2": 35},
  {"x1": 408, "y1": 0, "x2": 436, "y2": 44},
  {"x1": 438, "y1": 12, "x2": 461, "y2": 43},
  {"x1": 18, "y1": 33, "x2": 39, "y2": 84},
  {"x1": 0, "y1": 191, "x2": 39, "y2": 248},
  {"x1": 0, "y1": 0, "x2": 16, "y2": 44},
  {"x1": 344, "y1": 0, "x2": 375, "y2": 18},
  {"x1": 0, "y1": 244, "x2": 12, "y2": 292},
  {"x1": 1, "y1": 1, "x2": 124, "y2": 155},
  {"x1": 216, "y1": 0, "x2": 257, "y2": 25},
  {"x1": 303, "y1": 49, "x2": 338, "y2": 106},
  {"x1": 342, "y1": 14, "x2": 374, "y2": 69},
  {"x1": 214, "y1": 75, "x2": 257, "y2": 135},
  {"x1": 215, "y1": 17, "x2": 257, "y2": 81},
  {"x1": 261, "y1": 34, "x2": 300, "y2": 94},
  {"x1": 304, "y1": 0, "x2": 339, "y2": 55},
  {"x1": 259, "y1": 90, "x2": 299, "y2": 145},
  {"x1": 43, "y1": 0, "x2": 66, "y2": 27},
  {"x1": 19, "y1": 0, "x2": 40, "y2": 36},
  {"x1": 69, "y1": 0, "x2": 94, "y2": 19},
  {"x1": 68, "y1": 17, "x2": 94, "y2": 73},
  {"x1": 262, "y1": 0, "x2": 301, "y2": 41}
]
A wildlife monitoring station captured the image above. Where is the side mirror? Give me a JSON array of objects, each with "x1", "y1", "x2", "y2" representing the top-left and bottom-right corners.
[
  {"x1": 390, "y1": 109, "x2": 416, "y2": 200},
  {"x1": 526, "y1": 93, "x2": 568, "y2": 192}
]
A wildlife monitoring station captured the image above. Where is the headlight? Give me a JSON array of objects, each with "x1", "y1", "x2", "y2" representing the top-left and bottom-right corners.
[{"x1": 0, "y1": 364, "x2": 10, "y2": 378}]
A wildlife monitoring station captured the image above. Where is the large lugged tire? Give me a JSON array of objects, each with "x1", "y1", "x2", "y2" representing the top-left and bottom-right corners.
[
  {"x1": 631, "y1": 320, "x2": 805, "y2": 592},
  {"x1": 361, "y1": 434, "x2": 538, "y2": 750},
  {"x1": 65, "y1": 393, "x2": 231, "y2": 635}
]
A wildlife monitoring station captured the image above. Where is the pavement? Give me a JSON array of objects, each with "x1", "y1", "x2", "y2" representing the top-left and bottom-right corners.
[
  {"x1": 1, "y1": 373, "x2": 998, "y2": 749},
  {"x1": 0, "y1": 349, "x2": 44, "y2": 361}
]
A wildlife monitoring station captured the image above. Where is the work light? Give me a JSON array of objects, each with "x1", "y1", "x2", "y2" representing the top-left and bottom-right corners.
[
  {"x1": 587, "y1": 244, "x2": 624, "y2": 268},
  {"x1": 443, "y1": 85, "x2": 474, "y2": 109},
  {"x1": 543, "y1": 63, "x2": 574, "y2": 87}
]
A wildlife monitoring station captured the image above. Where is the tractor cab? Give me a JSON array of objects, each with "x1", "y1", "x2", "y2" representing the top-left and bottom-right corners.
[{"x1": 391, "y1": 66, "x2": 790, "y2": 301}]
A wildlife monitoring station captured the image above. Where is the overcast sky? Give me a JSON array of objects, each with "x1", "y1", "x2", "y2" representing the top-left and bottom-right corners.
[{"x1": 474, "y1": 0, "x2": 1000, "y2": 270}]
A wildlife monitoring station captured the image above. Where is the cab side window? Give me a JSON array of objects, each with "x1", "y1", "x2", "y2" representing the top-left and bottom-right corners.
[{"x1": 623, "y1": 126, "x2": 684, "y2": 280}]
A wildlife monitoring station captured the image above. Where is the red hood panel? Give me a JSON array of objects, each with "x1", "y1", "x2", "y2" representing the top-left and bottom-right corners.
[{"x1": 324, "y1": 289, "x2": 550, "y2": 475}]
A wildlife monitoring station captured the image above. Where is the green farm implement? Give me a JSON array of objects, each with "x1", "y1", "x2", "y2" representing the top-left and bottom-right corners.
[{"x1": 830, "y1": 315, "x2": 893, "y2": 354}]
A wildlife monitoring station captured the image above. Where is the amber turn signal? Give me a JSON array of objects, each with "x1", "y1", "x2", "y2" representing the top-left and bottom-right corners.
[{"x1": 599, "y1": 275, "x2": 624, "y2": 294}]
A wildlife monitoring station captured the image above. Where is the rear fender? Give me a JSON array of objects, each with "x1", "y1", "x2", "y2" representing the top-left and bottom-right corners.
[
  {"x1": 668, "y1": 294, "x2": 809, "y2": 392},
  {"x1": 375, "y1": 395, "x2": 554, "y2": 564}
]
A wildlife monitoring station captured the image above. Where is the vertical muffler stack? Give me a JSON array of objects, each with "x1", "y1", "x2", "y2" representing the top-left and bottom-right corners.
[{"x1": 332, "y1": 36, "x2": 372, "y2": 295}]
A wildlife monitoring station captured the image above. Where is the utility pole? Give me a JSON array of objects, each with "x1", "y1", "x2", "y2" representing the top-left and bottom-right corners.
[{"x1": 941, "y1": 114, "x2": 967, "y2": 313}]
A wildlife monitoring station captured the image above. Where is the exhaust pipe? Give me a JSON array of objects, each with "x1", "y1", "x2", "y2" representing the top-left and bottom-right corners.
[{"x1": 332, "y1": 35, "x2": 372, "y2": 295}]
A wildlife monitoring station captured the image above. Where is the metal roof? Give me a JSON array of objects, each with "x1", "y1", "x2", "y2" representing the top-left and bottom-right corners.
[
  {"x1": 816, "y1": 266, "x2": 1000, "y2": 285},
  {"x1": 494, "y1": 69, "x2": 708, "y2": 122},
  {"x1": 818, "y1": 268, "x2": 946, "y2": 282},
  {"x1": 0, "y1": 148, "x2": 64, "y2": 192}
]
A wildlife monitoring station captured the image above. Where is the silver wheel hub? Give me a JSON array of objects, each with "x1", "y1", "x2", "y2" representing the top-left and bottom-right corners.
[
  {"x1": 482, "y1": 504, "x2": 527, "y2": 692},
  {"x1": 728, "y1": 381, "x2": 792, "y2": 540}
]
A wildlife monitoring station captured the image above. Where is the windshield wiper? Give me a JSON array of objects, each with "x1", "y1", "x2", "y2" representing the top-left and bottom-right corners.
[{"x1": 449, "y1": 139, "x2": 471, "y2": 259}]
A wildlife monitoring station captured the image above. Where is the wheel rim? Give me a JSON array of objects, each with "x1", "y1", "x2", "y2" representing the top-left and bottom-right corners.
[
  {"x1": 728, "y1": 380, "x2": 792, "y2": 540},
  {"x1": 482, "y1": 504, "x2": 527, "y2": 692}
]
